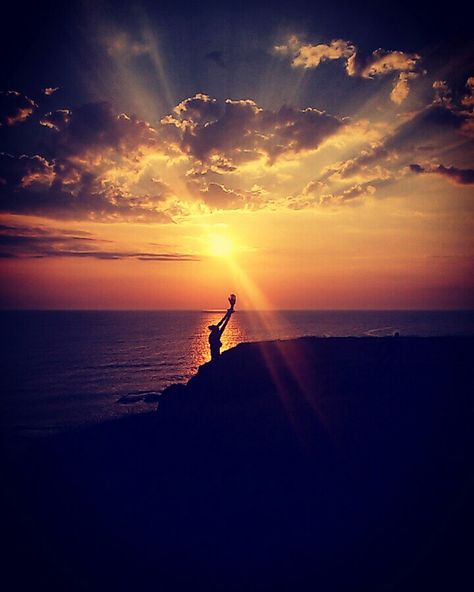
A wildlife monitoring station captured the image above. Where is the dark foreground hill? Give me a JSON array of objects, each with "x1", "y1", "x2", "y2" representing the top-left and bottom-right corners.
[{"x1": 2, "y1": 337, "x2": 474, "y2": 591}]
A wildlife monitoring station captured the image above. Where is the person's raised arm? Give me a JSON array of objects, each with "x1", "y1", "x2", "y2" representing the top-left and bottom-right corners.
[
  {"x1": 216, "y1": 309, "x2": 230, "y2": 328},
  {"x1": 218, "y1": 308, "x2": 233, "y2": 336}
]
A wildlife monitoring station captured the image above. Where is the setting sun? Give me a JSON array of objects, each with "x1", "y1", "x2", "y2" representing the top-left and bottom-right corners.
[{"x1": 208, "y1": 234, "x2": 234, "y2": 258}]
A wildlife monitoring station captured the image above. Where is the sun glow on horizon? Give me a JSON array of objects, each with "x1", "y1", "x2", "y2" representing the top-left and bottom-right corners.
[{"x1": 208, "y1": 234, "x2": 234, "y2": 258}]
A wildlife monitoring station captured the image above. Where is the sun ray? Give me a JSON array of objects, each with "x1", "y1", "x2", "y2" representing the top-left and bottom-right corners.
[{"x1": 221, "y1": 255, "x2": 331, "y2": 439}]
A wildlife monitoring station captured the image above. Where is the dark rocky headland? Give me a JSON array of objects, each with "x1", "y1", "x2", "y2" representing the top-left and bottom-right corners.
[{"x1": 2, "y1": 337, "x2": 474, "y2": 591}]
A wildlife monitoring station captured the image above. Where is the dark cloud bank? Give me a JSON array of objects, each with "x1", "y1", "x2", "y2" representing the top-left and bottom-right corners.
[
  {"x1": 0, "y1": 94, "x2": 347, "y2": 221},
  {"x1": 0, "y1": 70, "x2": 473, "y2": 224}
]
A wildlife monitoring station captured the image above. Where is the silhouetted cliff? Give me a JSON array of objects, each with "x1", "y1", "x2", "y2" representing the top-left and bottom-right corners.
[{"x1": 3, "y1": 337, "x2": 474, "y2": 591}]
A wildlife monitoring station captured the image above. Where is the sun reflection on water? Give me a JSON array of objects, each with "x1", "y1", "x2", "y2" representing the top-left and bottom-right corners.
[{"x1": 187, "y1": 310, "x2": 245, "y2": 370}]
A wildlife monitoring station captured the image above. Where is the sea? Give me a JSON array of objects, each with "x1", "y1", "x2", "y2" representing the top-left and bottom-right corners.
[{"x1": 1, "y1": 310, "x2": 473, "y2": 435}]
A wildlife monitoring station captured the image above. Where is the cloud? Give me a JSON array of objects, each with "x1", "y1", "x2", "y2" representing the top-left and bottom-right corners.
[
  {"x1": 169, "y1": 93, "x2": 221, "y2": 124},
  {"x1": 431, "y1": 76, "x2": 474, "y2": 111},
  {"x1": 310, "y1": 81, "x2": 474, "y2": 199},
  {"x1": 290, "y1": 142, "x2": 405, "y2": 209},
  {"x1": 0, "y1": 224, "x2": 199, "y2": 261},
  {"x1": 0, "y1": 91, "x2": 37, "y2": 126},
  {"x1": 275, "y1": 36, "x2": 424, "y2": 103},
  {"x1": 322, "y1": 143, "x2": 397, "y2": 183},
  {"x1": 1, "y1": 101, "x2": 177, "y2": 222},
  {"x1": 0, "y1": 152, "x2": 171, "y2": 222},
  {"x1": 391, "y1": 72, "x2": 419, "y2": 105},
  {"x1": 4, "y1": 73, "x2": 471, "y2": 223},
  {"x1": 459, "y1": 77, "x2": 474, "y2": 135},
  {"x1": 189, "y1": 181, "x2": 244, "y2": 208},
  {"x1": 432, "y1": 80, "x2": 452, "y2": 107},
  {"x1": 42, "y1": 87, "x2": 60, "y2": 96},
  {"x1": 289, "y1": 180, "x2": 377, "y2": 209},
  {"x1": 5, "y1": 86, "x2": 438, "y2": 220},
  {"x1": 0, "y1": 153, "x2": 54, "y2": 187},
  {"x1": 163, "y1": 94, "x2": 345, "y2": 170},
  {"x1": 349, "y1": 49, "x2": 423, "y2": 104},
  {"x1": 429, "y1": 77, "x2": 474, "y2": 137},
  {"x1": 320, "y1": 183, "x2": 377, "y2": 206},
  {"x1": 186, "y1": 180, "x2": 267, "y2": 210},
  {"x1": 347, "y1": 48, "x2": 422, "y2": 79},
  {"x1": 275, "y1": 36, "x2": 355, "y2": 69},
  {"x1": 40, "y1": 109, "x2": 71, "y2": 131},
  {"x1": 409, "y1": 163, "x2": 474, "y2": 185},
  {"x1": 40, "y1": 102, "x2": 161, "y2": 157},
  {"x1": 389, "y1": 76, "x2": 474, "y2": 148},
  {"x1": 461, "y1": 77, "x2": 474, "y2": 108}
]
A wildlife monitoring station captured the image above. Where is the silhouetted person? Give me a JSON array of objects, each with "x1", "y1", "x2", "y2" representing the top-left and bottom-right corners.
[{"x1": 208, "y1": 294, "x2": 236, "y2": 361}]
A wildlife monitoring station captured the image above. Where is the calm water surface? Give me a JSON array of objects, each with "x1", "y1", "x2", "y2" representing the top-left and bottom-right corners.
[{"x1": 1, "y1": 310, "x2": 473, "y2": 433}]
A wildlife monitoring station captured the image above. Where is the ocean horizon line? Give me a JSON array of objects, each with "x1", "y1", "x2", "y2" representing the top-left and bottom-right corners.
[{"x1": 1, "y1": 308, "x2": 473, "y2": 313}]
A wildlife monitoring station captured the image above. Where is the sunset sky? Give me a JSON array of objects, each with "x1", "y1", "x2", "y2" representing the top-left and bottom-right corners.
[{"x1": 1, "y1": 0, "x2": 473, "y2": 310}]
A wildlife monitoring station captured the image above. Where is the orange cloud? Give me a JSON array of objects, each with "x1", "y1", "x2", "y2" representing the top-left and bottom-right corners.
[
  {"x1": 0, "y1": 91, "x2": 37, "y2": 126},
  {"x1": 347, "y1": 48, "x2": 421, "y2": 79},
  {"x1": 275, "y1": 36, "x2": 355, "y2": 69},
  {"x1": 275, "y1": 36, "x2": 424, "y2": 104},
  {"x1": 391, "y1": 72, "x2": 419, "y2": 105}
]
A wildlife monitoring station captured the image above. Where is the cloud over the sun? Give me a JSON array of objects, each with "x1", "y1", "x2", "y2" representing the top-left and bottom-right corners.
[
  {"x1": 0, "y1": 95, "x2": 346, "y2": 220},
  {"x1": 1, "y1": 70, "x2": 473, "y2": 223},
  {"x1": 162, "y1": 94, "x2": 345, "y2": 171}
]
